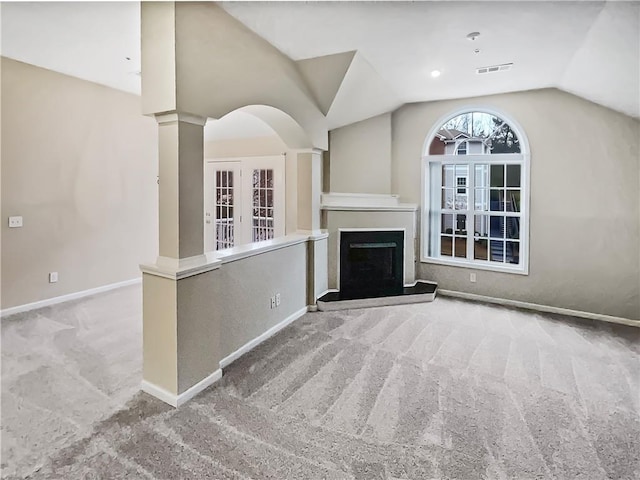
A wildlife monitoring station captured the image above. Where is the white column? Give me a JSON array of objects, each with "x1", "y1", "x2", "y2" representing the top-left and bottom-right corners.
[
  {"x1": 297, "y1": 148, "x2": 329, "y2": 307},
  {"x1": 141, "y1": 111, "x2": 224, "y2": 404},
  {"x1": 155, "y1": 112, "x2": 207, "y2": 267},
  {"x1": 297, "y1": 148, "x2": 323, "y2": 233}
]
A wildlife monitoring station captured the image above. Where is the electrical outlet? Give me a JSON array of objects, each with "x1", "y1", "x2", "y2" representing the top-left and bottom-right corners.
[
  {"x1": 275, "y1": 293, "x2": 281, "y2": 307},
  {"x1": 8, "y1": 216, "x2": 23, "y2": 228},
  {"x1": 49, "y1": 272, "x2": 59, "y2": 283},
  {"x1": 470, "y1": 273, "x2": 476, "y2": 283},
  {"x1": 270, "y1": 296, "x2": 276, "y2": 309}
]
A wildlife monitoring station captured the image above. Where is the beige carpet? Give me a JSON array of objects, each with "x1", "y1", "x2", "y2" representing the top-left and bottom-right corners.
[
  {"x1": 1, "y1": 285, "x2": 143, "y2": 478},
  {"x1": 3, "y1": 291, "x2": 639, "y2": 479}
]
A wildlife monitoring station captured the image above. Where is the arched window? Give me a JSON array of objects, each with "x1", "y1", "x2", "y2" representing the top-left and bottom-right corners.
[{"x1": 423, "y1": 110, "x2": 529, "y2": 273}]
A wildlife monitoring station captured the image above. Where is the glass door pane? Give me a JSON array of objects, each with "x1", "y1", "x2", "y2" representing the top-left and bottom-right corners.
[
  {"x1": 205, "y1": 161, "x2": 241, "y2": 252},
  {"x1": 215, "y1": 169, "x2": 236, "y2": 250},
  {"x1": 252, "y1": 169, "x2": 275, "y2": 242}
]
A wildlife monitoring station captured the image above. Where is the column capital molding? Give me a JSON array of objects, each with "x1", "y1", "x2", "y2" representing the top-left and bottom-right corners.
[
  {"x1": 140, "y1": 254, "x2": 221, "y2": 280},
  {"x1": 294, "y1": 147, "x2": 326, "y2": 156},
  {"x1": 296, "y1": 229, "x2": 329, "y2": 241},
  {"x1": 155, "y1": 111, "x2": 208, "y2": 127}
]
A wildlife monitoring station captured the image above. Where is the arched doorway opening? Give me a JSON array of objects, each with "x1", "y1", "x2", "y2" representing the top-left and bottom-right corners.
[{"x1": 203, "y1": 105, "x2": 313, "y2": 252}]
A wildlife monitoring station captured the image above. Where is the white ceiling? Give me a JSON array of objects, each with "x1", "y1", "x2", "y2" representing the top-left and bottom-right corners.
[
  {"x1": 1, "y1": 2, "x2": 142, "y2": 95},
  {"x1": 221, "y1": 1, "x2": 639, "y2": 120},
  {"x1": 2, "y1": 1, "x2": 639, "y2": 137}
]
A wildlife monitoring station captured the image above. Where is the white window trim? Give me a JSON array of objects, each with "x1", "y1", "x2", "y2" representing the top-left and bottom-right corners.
[{"x1": 420, "y1": 106, "x2": 531, "y2": 275}]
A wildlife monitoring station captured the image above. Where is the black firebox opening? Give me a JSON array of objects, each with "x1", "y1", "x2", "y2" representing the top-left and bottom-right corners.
[{"x1": 339, "y1": 230, "x2": 404, "y2": 300}]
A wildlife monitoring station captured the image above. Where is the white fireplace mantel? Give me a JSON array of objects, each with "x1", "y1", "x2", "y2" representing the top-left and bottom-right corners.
[{"x1": 321, "y1": 193, "x2": 417, "y2": 212}]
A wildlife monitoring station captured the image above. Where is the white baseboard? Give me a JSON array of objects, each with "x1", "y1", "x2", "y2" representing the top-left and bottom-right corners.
[
  {"x1": 1, "y1": 277, "x2": 142, "y2": 318},
  {"x1": 438, "y1": 289, "x2": 640, "y2": 328},
  {"x1": 219, "y1": 306, "x2": 308, "y2": 369},
  {"x1": 141, "y1": 368, "x2": 223, "y2": 408},
  {"x1": 177, "y1": 369, "x2": 222, "y2": 406},
  {"x1": 141, "y1": 380, "x2": 179, "y2": 407}
]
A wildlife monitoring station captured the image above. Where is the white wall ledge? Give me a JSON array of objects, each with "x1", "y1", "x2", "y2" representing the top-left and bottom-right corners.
[
  {"x1": 297, "y1": 230, "x2": 330, "y2": 241},
  {"x1": 213, "y1": 234, "x2": 311, "y2": 264},
  {"x1": 141, "y1": 233, "x2": 326, "y2": 280},
  {"x1": 322, "y1": 192, "x2": 401, "y2": 207},
  {"x1": 321, "y1": 192, "x2": 417, "y2": 212},
  {"x1": 322, "y1": 204, "x2": 418, "y2": 212},
  {"x1": 140, "y1": 255, "x2": 222, "y2": 280}
]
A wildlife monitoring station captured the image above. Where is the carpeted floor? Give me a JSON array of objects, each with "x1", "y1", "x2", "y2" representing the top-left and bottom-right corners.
[
  {"x1": 1, "y1": 285, "x2": 144, "y2": 478},
  {"x1": 3, "y1": 293, "x2": 640, "y2": 479}
]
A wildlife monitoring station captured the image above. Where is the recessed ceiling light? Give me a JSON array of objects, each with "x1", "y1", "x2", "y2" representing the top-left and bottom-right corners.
[{"x1": 431, "y1": 70, "x2": 441, "y2": 78}]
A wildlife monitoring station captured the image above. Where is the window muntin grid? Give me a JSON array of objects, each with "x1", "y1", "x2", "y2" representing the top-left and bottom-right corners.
[
  {"x1": 252, "y1": 169, "x2": 275, "y2": 242},
  {"x1": 214, "y1": 170, "x2": 235, "y2": 250},
  {"x1": 429, "y1": 112, "x2": 521, "y2": 156},
  {"x1": 431, "y1": 161, "x2": 522, "y2": 266}
]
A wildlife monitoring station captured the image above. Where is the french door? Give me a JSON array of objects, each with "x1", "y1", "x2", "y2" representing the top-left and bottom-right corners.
[
  {"x1": 205, "y1": 162, "x2": 241, "y2": 252},
  {"x1": 204, "y1": 156, "x2": 285, "y2": 252}
]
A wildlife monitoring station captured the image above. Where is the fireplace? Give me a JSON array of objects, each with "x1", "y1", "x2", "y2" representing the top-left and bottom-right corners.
[{"x1": 339, "y1": 230, "x2": 404, "y2": 300}]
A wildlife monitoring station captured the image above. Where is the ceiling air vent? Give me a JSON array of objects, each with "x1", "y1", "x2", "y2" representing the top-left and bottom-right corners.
[{"x1": 476, "y1": 63, "x2": 513, "y2": 75}]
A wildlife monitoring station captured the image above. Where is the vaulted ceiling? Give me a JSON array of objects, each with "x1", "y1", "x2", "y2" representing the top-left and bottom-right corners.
[
  {"x1": 2, "y1": 1, "x2": 638, "y2": 135},
  {"x1": 220, "y1": 1, "x2": 639, "y2": 125}
]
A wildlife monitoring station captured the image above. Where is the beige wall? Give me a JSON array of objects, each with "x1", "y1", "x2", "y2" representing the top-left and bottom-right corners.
[
  {"x1": 329, "y1": 113, "x2": 392, "y2": 194},
  {"x1": 205, "y1": 135, "x2": 286, "y2": 159},
  {"x1": 143, "y1": 273, "x2": 177, "y2": 393},
  {"x1": 212, "y1": 242, "x2": 307, "y2": 360},
  {"x1": 325, "y1": 88, "x2": 639, "y2": 319},
  {"x1": 1, "y1": 54, "x2": 3, "y2": 306},
  {"x1": 157, "y1": 118, "x2": 204, "y2": 259},
  {"x1": 140, "y1": 1, "x2": 176, "y2": 116},
  {"x1": 144, "y1": 269, "x2": 222, "y2": 396},
  {"x1": 1, "y1": 58, "x2": 158, "y2": 309},
  {"x1": 142, "y1": 2, "x2": 327, "y2": 149},
  {"x1": 177, "y1": 270, "x2": 221, "y2": 394},
  {"x1": 144, "y1": 241, "x2": 307, "y2": 395},
  {"x1": 390, "y1": 88, "x2": 639, "y2": 320}
]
